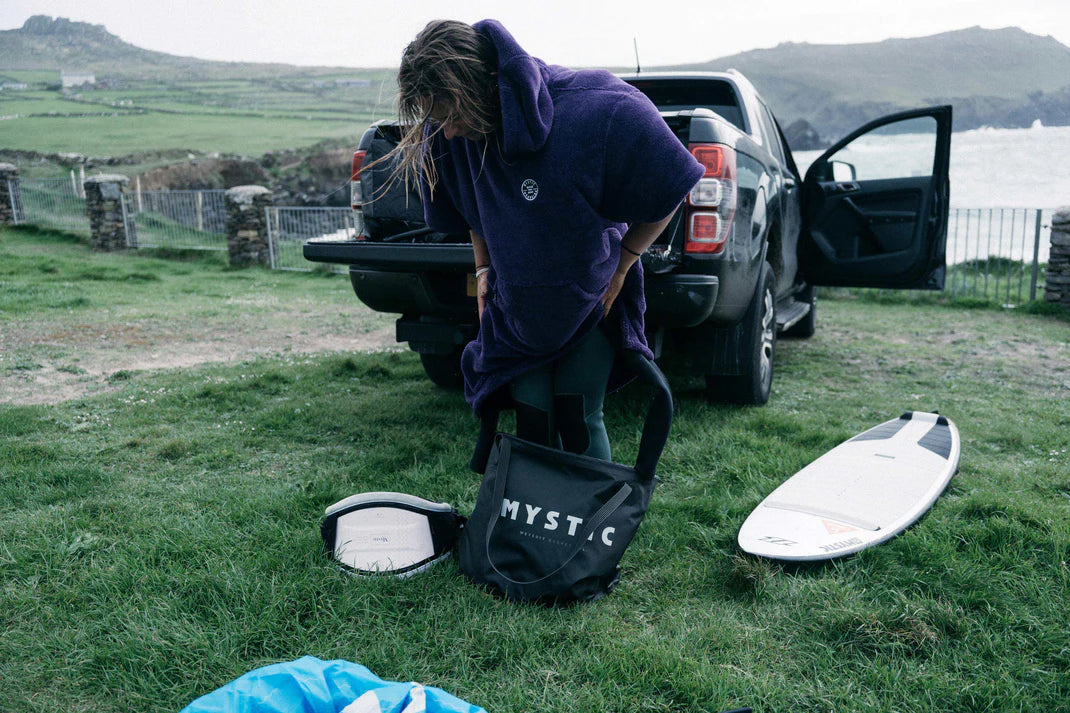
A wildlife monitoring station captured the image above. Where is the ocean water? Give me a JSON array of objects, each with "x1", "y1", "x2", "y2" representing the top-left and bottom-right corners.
[
  {"x1": 793, "y1": 124, "x2": 1070, "y2": 265},
  {"x1": 794, "y1": 124, "x2": 1070, "y2": 210}
]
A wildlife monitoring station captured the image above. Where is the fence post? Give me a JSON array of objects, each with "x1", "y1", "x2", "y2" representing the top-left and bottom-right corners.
[
  {"x1": 265, "y1": 206, "x2": 277, "y2": 270},
  {"x1": 1029, "y1": 210, "x2": 1043, "y2": 302},
  {"x1": 120, "y1": 193, "x2": 138, "y2": 248},
  {"x1": 0, "y1": 163, "x2": 21, "y2": 225},
  {"x1": 224, "y1": 185, "x2": 273, "y2": 267},
  {"x1": 1045, "y1": 208, "x2": 1070, "y2": 308},
  {"x1": 83, "y1": 174, "x2": 132, "y2": 251}
]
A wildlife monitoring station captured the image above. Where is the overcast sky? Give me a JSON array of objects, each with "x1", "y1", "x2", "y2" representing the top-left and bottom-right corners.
[{"x1": 2, "y1": 0, "x2": 1068, "y2": 68}]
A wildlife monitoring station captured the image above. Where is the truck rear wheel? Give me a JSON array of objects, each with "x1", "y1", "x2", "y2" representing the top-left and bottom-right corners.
[
  {"x1": 419, "y1": 348, "x2": 464, "y2": 390},
  {"x1": 708, "y1": 262, "x2": 776, "y2": 405}
]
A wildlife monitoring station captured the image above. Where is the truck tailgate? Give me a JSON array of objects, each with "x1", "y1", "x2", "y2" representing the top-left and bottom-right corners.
[{"x1": 302, "y1": 241, "x2": 475, "y2": 271}]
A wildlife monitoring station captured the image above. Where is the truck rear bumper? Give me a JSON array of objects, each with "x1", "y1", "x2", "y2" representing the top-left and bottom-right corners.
[
  {"x1": 305, "y1": 240, "x2": 720, "y2": 331},
  {"x1": 353, "y1": 267, "x2": 720, "y2": 330},
  {"x1": 397, "y1": 318, "x2": 478, "y2": 355},
  {"x1": 644, "y1": 273, "x2": 719, "y2": 328},
  {"x1": 304, "y1": 240, "x2": 476, "y2": 321},
  {"x1": 351, "y1": 269, "x2": 474, "y2": 322}
]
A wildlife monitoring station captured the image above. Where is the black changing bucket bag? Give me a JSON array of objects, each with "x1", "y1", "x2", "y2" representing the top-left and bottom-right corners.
[{"x1": 458, "y1": 352, "x2": 672, "y2": 604}]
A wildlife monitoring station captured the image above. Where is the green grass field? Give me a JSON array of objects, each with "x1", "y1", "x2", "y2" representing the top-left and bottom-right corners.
[
  {"x1": 1, "y1": 111, "x2": 370, "y2": 157},
  {"x1": 1, "y1": 226, "x2": 1068, "y2": 712},
  {"x1": 1, "y1": 69, "x2": 396, "y2": 156}
]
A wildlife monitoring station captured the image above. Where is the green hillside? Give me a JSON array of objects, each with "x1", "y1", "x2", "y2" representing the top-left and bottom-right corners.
[
  {"x1": 665, "y1": 26, "x2": 1070, "y2": 137},
  {"x1": 677, "y1": 27, "x2": 1070, "y2": 103},
  {"x1": 0, "y1": 15, "x2": 365, "y2": 80},
  {"x1": 0, "y1": 17, "x2": 396, "y2": 159}
]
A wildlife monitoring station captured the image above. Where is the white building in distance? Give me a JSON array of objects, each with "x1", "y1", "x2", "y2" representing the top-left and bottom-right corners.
[{"x1": 61, "y1": 71, "x2": 95, "y2": 88}]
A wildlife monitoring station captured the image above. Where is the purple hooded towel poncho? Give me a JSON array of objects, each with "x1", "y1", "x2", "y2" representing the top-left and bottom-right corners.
[{"x1": 420, "y1": 20, "x2": 704, "y2": 415}]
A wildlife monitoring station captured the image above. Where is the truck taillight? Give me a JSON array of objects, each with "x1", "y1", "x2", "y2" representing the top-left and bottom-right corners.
[
  {"x1": 690, "y1": 212, "x2": 721, "y2": 240},
  {"x1": 350, "y1": 150, "x2": 367, "y2": 239},
  {"x1": 351, "y1": 151, "x2": 366, "y2": 206},
  {"x1": 685, "y1": 143, "x2": 736, "y2": 254}
]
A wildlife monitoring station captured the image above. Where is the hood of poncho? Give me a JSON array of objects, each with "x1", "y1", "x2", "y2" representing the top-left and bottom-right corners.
[{"x1": 473, "y1": 19, "x2": 553, "y2": 156}]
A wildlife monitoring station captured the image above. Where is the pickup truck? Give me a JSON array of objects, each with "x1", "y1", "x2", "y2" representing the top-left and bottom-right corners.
[{"x1": 304, "y1": 71, "x2": 951, "y2": 404}]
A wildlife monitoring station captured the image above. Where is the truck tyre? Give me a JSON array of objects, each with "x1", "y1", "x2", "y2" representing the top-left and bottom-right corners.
[
  {"x1": 783, "y1": 285, "x2": 816, "y2": 339},
  {"x1": 419, "y1": 348, "x2": 464, "y2": 390},
  {"x1": 709, "y1": 262, "x2": 776, "y2": 405}
]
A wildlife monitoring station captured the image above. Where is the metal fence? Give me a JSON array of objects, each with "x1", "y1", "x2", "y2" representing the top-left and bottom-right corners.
[
  {"x1": 129, "y1": 189, "x2": 228, "y2": 250},
  {"x1": 945, "y1": 208, "x2": 1050, "y2": 304},
  {"x1": 4, "y1": 179, "x2": 1058, "y2": 299},
  {"x1": 18, "y1": 178, "x2": 90, "y2": 237},
  {"x1": 266, "y1": 206, "x2": 355, "y2": 272}
]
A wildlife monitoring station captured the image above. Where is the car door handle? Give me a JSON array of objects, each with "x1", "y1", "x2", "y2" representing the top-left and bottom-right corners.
[
  {"x1": 821, "y1": 181, "x2": 859, "y2": 195},
  {"x1": 784, "y1": 177, "x2": 797, "y2": 189},
  {"x1": 844, "y1": 197, "x2": 915, "y2": 224}
]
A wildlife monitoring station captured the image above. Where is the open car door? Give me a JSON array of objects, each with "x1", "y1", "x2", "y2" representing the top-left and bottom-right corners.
[{"x1": 800, "y1": 106, "x2": 952, "y2": 289}]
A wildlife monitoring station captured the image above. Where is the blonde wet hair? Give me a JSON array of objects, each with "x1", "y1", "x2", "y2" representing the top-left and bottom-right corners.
[{"x1": 385, "y1": 20, "x2": 499, "y2": 196}]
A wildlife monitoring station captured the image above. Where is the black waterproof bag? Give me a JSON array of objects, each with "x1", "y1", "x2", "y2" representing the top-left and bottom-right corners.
[{"x1": 458, "y1": 352, "x2": 672, "y2": 604}]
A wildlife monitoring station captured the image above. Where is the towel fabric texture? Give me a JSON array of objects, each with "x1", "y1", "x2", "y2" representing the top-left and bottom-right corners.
[
  {"x1": 420, "y1": 19, "x2": 704, "y2": 415},
  {"x1": 180, "y1": 656, "x2": 485, "y2": 713}
]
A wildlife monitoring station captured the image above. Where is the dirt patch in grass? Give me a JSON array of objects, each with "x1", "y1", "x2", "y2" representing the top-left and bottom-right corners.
[
  {"x1": 1, "y1": 226, "x2": 402, "y2": 405},
  {"x1": 0, "y1": 319, "x2": 397, "y2": 405},
  {"x1": 820, "y1": 320, "x2": 1069, "y2": 396}
]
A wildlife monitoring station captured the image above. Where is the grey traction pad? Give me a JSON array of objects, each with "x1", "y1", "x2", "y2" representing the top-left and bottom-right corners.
[{"x1": 850, "y1": 412, "x2": 952, "y2": 460}]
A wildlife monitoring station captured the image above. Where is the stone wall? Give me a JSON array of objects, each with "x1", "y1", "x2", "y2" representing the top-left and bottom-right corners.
[
  {"x1": 1046, "y1": 209, "x2": 1070, "y2": 308},
  {"x1": 0, "y1": 163, "x2": 20, "y2": 225},
  {"x1": 225, "y1": 185, "x2": 273, "y2": 267},
  {"x1": 84, "y1": 175, "x2": 133, "y2": 250}
]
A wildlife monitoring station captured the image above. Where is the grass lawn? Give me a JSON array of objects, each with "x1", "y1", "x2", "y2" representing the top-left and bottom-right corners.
[
  {"x1": 1, "y1": 227, "x2": 1068, "y2": 712},
  {"x1": 0, "y1": 111, "x2": 371, "y2": 157},
  {"x1": 1, "y1": 71, "x2": 395, "y2": 157},
  {"x1": 0, "y1": 226, "x2": 393, "y2": 403}
]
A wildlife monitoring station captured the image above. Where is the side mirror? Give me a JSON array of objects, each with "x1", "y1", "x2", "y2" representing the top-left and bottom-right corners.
[{"x1": 830, "y1": 160, "x2": 857, "y2": 182}]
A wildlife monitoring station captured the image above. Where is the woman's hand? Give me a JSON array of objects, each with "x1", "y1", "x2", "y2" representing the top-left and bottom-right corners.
[
  {"x1": 477, "y1": 272, "x2": 489, "y2": 321},
  {"x1": 601, "y1": 267, "x2": 627, "y2": 318},
  {"x1": 471, "y1": 231, "x2": 490, "y2": 322},
  {"x1": 603, "y1": 209, "x2": 678, "y2": 317}
]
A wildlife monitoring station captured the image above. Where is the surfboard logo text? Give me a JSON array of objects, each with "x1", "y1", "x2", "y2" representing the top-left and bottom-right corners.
[
  {"x1": 758, "y1": 536, "x2": 797, "y2": 547},
  {"x1": 820, "y1": 537, "x2": 864, "y2": 553}
]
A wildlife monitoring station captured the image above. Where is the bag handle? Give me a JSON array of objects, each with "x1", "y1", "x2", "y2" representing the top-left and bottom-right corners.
[
  {"x1": 483, "y1": 436, "x2": 633, "y2": 587},
  {"x1": 470, "y1": 351, "x2": 673, "y2": 479},
  {"x1": 623, "y1": 351, "x2": 673, "y2": 479}
]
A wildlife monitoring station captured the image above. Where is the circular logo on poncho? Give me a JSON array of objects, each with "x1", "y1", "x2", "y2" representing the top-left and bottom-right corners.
[{"x1": 521, "y1": 179, "x2": 539, "y2": 201}]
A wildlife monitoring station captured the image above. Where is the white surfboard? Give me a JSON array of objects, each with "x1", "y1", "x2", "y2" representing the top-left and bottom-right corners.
[{"x1": 738, "y1": 411, "x2": 960, "y2": 561}]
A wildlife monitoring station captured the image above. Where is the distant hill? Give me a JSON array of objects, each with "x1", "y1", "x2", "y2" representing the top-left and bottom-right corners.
[
  {"x1": 3, "y1": 16, "x2": 1069, "y2": 139},
  {"x1": 660, "y1": 26, "x2": 1070, "y2": 139},
  {"x1": 0, "y1": 15, "x2": 350, "y2": 79}
]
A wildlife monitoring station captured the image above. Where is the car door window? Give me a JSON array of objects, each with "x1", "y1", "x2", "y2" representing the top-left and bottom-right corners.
[
  {"x1": 759, "y1": 103, "x2": 786, "y2": 165},
  {"x1": 822, "y1": 116, "x2": 937, "y2": 181}
]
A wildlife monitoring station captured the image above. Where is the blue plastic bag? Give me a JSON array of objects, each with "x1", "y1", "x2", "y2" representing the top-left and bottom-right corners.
[{"x1": 181, "y1": 656, "x2": 486, "y2": 713}]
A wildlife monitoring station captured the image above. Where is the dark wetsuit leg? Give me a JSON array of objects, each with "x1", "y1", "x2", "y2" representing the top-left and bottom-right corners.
[
  {"x1": 509, "y1": 362, "x2": 555, "y2": 448},
  {"x1": 508, "y1": 327, "x2": 615, "y2": 460},
  {"x1": 552, "y1": 326, "x2": 614, "y2": 460}
]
